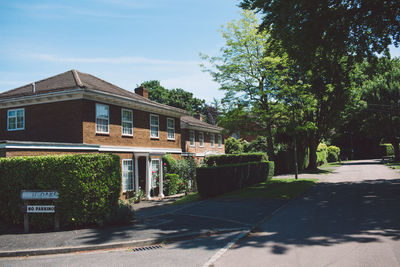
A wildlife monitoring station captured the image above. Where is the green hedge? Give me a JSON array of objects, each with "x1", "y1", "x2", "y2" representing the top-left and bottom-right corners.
[
  {"x1": 196, "y1": 161, "x2": 274, "y2": 198},
  {"x1": 316, "y1": 143, "x2": 328, "y2": 166},
  {"x1": 203, "y1": 153, "x2": 268, "y2": 167},
  {"x1": 0, "y1": 154, "x2": 121, "y2": 230}
]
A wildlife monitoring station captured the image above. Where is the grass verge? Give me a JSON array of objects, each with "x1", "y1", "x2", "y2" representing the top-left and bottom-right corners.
[
  {"x1": 173, "y1": 192, "x2": 201, "y2": 205},
  {"x1": 220, "y1": 178, "x2": 318, "y2": 200},
  {"x1": 174, "y1": 178, "x2": 318, "y2": 204}
]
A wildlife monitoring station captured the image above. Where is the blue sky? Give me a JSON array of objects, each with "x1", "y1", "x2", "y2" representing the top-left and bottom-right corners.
[{"x1": 0, "y1": 0, "x2": 399, "y2": 103}]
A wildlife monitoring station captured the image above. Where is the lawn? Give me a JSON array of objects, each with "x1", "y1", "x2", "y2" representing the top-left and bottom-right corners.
[
  {"x1": 385, "y1": 162, "x2": 400, "y2": 169},
  {"x1": 174, "y1": 178, "x2": 318, "y2": 204}
]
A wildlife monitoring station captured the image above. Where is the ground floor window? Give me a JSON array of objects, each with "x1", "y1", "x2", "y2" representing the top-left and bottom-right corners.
[
  {"x1": 122, "y1": 159, "x2": 134, "y2": 191},
  {"x1": 151, "y1": 159, "x2": 160, "y2": 188}
]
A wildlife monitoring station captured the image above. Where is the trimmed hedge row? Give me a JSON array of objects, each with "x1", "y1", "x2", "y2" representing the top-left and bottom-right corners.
[
  {"x1": 203, "y1": 152, "x2": 268, "y2": 167},
  {"x1": 196, "y1": 161, "x2": 274, "y2": 198},
  {"x1": 0, "y1": 154, "x2": 121, "y2": 229}
]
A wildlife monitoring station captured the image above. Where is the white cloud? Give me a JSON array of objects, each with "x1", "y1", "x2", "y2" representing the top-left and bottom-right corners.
[{"x1": 27, "y1": 53, "x2": 200, "y2": 66}]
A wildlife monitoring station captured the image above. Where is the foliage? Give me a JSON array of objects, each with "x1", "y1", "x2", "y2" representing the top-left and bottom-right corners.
[
  {"x1": 203, "y1": 152, "x2": 268, "y2": 167},
  {"x1": 163, "y1": 174, "x2": 184, "y2": 196},
  {"x1": 162, "y1": 155, "x2": 197, "y2": 193},
  {"x1": 225, "y1": 137, "x2": 244, "y2": 154},
  {"x1": 379, "y1": 143, "x2": 394, "y2": 157},
  {"x1": 246, "y1": 136, "x2": 268, "y2": 153},
  {"x1": 0, "y1": 154, "x2": 121, "y2": 229},
  {"x1": 275, "y1": 147, "x2": 309, "y2": 174},
  {"x1": 317, "y1": 143, "x2": 328, "y2": 166},
  {"x1": 201, "y1": 10, "x2": 296, "y2": 159},
  {"x1": 173, "y1": 192, "x2": 201, "y2": 205},
  {"x1": 141, "y1": 80, "x2": 206, "y2": 116},
  {"x1": 241, "y1": 0, "x2": 400, "y2": 168},
  {"x1": 196, "y1": 161, "x2": 274, "y2": 198},
  {"x1": 327, "y1": 146, "x2": 341, "y2": 162}
]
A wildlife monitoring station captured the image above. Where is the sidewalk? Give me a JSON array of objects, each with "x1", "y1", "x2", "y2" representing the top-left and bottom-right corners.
[{"x1": 0, "y1": 195, "x2": 288, "y2": 257}]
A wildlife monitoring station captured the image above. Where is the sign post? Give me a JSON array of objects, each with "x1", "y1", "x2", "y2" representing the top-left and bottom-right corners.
[{"x1": 21, "y1": 190, "x2": 59, "y2": 233}]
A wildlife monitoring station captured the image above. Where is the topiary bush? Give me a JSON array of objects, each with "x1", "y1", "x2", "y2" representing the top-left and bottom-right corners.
[
  {"x1": 0, "y1": 154, "x2": 121, "y2": 230},
  {"x1": 327, "y1": 146, "x2": 341, "y2": 162},
  {"x1": 203, "y1": 152, "x2": 268, "y2": 167}
]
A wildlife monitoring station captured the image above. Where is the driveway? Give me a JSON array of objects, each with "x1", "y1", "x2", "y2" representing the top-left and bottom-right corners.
[{"x1": 214, "y1": 160, "x2": 400, "y2": 267}]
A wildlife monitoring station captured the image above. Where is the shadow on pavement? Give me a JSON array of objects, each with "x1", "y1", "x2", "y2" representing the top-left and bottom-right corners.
[{"x1": 226, "y1": 178, "x2": 400, "y2": 255}]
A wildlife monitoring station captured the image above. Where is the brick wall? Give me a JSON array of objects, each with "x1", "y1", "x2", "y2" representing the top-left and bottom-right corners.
[
  {"x1": 0, "y1": 100, "x2": 83, "y2": 143},
  {"x1": 82, "y1": 100, "x2": 181, "y2": 149},
  {"x1": 182, "y1": 129, "x2": 225, "y2": 155}
]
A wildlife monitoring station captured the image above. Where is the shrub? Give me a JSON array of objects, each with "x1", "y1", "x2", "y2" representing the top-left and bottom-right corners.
[
  {"x1": 196, "y1": 161, "x2": 274, "y2": 198},
  {"x1": 0, "y1": 154, "x2": 121, "y2": 230},
  {"x1": 162, "y1": 155, "x2": 197, "y2": 193},
  {"x1": 245, "y1": 136, "x2": 268, "y2": 153},
  {"x1": 327, "y1": 146, "x2": 341, "y2": 162},
  {"x1": 275, "y1": 147, "x2": 309, "y2": 174},
  {"x1": 204, "y1": 152, "x2": 268, "y2": 167},
  {"x1": 225, "y1": 137, "x2": 244, "y2": 154},
  {"x1": 316, "y1": 143, "x2": 328, "y2": 166},
  {"x1": 379, "y1": 143, "x2": 394, "y2": 157},
  {"x1": 163, "y1": 174, "x2": 182, "y2": 196}
]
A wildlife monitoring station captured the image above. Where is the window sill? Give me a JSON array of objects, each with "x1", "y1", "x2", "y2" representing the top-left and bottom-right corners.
[
  {"x1": 96, "y1": 132, "x2": 110, "y2": 136},
  {"x1": 7, "y1": 128, "x2": 24, "y2": 131},
  {"x1": 150, "y1": 137, "x2": 160, "y2": 140},
  {"x1": 167, "y1": 138, "x2": 175, "y2": 141},
  {"x1": 122, "y1": 134, "x2": 133, "y2": 138}
]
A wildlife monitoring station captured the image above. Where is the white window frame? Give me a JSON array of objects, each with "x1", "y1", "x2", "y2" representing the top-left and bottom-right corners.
[
  {"x1": 167, "y1": 117, "x2": 175, "y2": 140},
  {"x1": 150, "y1": 114, "x2": 159, "y2": 139},
  {"x1": 189, "y1": 130, "x2": 195, "y2": 147},
  {"x1": 7, "y1": 108, "x2": 25, "y2": 131},
  {"x1": 218, "y1": 134, "x2": 222, "y2": 148},
  {"x1": 122, "y1": 159, "x2": 134, "y2": 192},
  {"x1": 199, "y1": 132, "x2": 204, "y2": 147},
  {"x1": 151, "y1": 159, "x2": 160, "y2": 188},
  {"x1": 121, "y1": 108, "x2": 133, "y2": 136},
  {"x1": 96, "y1": 103, "x2": 109, "y2": 134},
  {"x1": 210, "y1": 133, "x2": 215, "y2": 148}
]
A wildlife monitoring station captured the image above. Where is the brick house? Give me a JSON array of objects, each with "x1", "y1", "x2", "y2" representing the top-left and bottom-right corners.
[
  {"x1": 0, "y1": 70, "x2": 224, "y2": 199},
  {"x1": 181, "y1": 115, "x2": 224, "y2": 160}
]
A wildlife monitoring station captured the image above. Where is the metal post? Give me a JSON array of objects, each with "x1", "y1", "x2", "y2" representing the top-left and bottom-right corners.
[
  {"x1": 294, "y1": 133, "x2": 298, "y2": 180},
  {"x1": 24, "y1": 212, "x2": 29, "y2": 233}
]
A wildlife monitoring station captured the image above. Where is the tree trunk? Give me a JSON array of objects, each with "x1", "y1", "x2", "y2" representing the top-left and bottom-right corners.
[
  {"x1": 307, "y1": 136, "x2": 319, "y2": 170},
  {"x1": 266, "y1": 124, "x2": 275, "y2": 161}
]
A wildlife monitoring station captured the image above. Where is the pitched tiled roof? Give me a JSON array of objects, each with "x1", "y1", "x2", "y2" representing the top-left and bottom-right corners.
[
  {"x1": 181, "y1": 116, "x2": 223, "y2": 131},
  {"x1": 0, "y1": 70, "x2": 188, "y2": 114}
]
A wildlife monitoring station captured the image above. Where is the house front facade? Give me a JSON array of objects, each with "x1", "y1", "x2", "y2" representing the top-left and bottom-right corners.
[{"x1": 0, "y1": 70, "x2": 198, "y2": 199}]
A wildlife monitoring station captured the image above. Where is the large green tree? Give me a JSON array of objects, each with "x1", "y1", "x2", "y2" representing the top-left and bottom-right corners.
[
  {"x1": 241, "y1": 0, "x2": 400, "y2": 168},
  {"x1": 201, "y1": 10, "x2": 293, "y2": 159}
]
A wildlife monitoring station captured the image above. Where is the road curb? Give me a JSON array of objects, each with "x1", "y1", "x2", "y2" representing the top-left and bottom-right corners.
[{"x1": 0, "y1": 227, "x2": 246, "y2": 258}]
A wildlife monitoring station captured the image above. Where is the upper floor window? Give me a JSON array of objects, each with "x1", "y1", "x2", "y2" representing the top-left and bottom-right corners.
[
  {"x1": 199, "y1": 132, "x2": 204, "y2": 147},
  {"x1": 218, "y1": 134, "x2": 223, "y2": 148},
  {"x1": 189, "y1": 130, "x2": 195, "y2": 147},
  {"x1": 150, "y1": 114, "x2": 159, "y2": 138},
  {"x1": 122, "y1": 159, "x2": 134, "y2": 192},
  {"x1": 210, "y1": 133, "x2": 215, "y2": 148},
  {"x1": 167, "y1": 118, "x2": 175, "y2": 140},
  {"x1": 121, "y1": 108, "x2": 133, "y2": 136},
  {"x1": 7, "y1": 108, "x2": 25, "y2": 131},
  {"x1": 96, "y1": 103, "x2": 109, "y2": 134}
]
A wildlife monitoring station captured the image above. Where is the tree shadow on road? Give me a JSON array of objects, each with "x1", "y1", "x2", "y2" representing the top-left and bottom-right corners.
[{"x1": 227, "y1": 178, "x2": 400, "y2": 255}]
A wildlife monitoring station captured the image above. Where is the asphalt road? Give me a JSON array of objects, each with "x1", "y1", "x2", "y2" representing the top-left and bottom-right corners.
[
  {"x1": 215, "y1": 160, "x2": 400, "y2": 267},
  {"x1": 0, "y1": 231, "x2": 242, "y2": 267}
]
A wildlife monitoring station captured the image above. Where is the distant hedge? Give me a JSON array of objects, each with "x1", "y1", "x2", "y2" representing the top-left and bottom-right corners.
[
  {"x1": 196, "y1": 161, "x2": 274, "y2": 198},
  {"x1": 0, "y1": 154, "x2": 121, "y2": 230},
  {"x1": 379, "y1": 143, "x2": 394, "y2": 157},
  {"x1": 327, "y1": 146, "x2": 341, "y2": 162},
  {"x1": 203, "y1": 153, "x2": 268, "y2": 167}
]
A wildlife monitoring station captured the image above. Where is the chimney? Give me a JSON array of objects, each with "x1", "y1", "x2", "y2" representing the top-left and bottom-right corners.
[
  {"x1": 194, "y1": 113, "x2": 203, "y2": 121},
  {"x1": 32, "y1": 82, "x2": 36, "y2": 93},
  {"x1": 135, "y1": 86, "x2": 149, "y2": 99}
]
